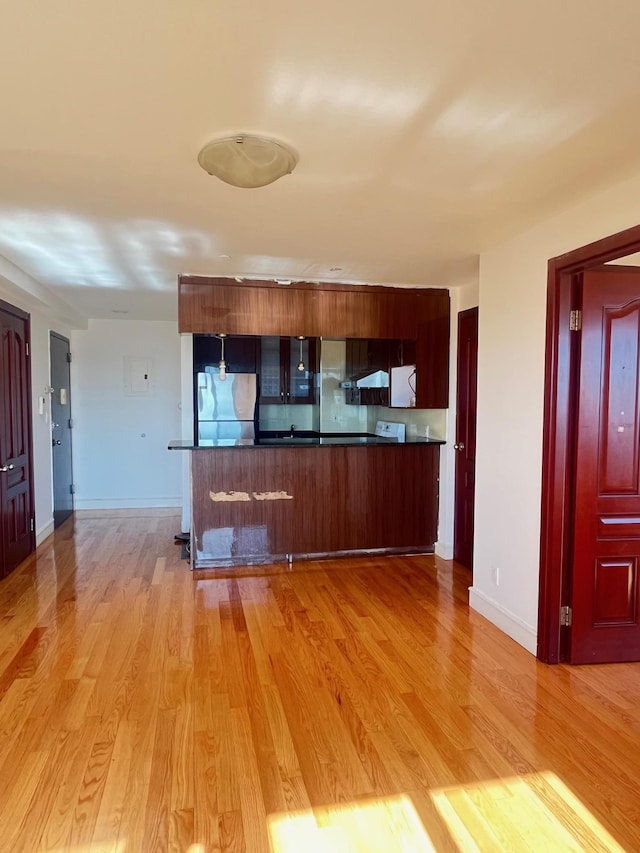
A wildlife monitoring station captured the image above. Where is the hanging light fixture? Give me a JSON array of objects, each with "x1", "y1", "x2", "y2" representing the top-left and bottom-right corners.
[
  {"x1": 296, "y1": 336, "x2": 305, "y2": 372},
  {"x1": 197, "y1": 135, "x2": 298, "y2": 188},
  {"x1": 217, "y1": 334, "x2": 227, "y2": 381}
]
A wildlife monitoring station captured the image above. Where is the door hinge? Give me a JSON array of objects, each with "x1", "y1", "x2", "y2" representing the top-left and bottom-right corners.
[
  {"x1": 67, "y1": 351, "x2": 72, "y2": 363},
  {"x1": 26, "y1": 342, "x2": 30, "y2": 356},
  {"x1": 29, "y1": 518, "x2": 34, "y2": 533},
  {"x1": 560, "y1": 605, "x2": 572, "y2": 627},
  {"x1": 569, "y1": 310, "x2": 582, "y2": 332},
  {"x1": 70, "y1": 484, "x2": 76, "y2": 495}
]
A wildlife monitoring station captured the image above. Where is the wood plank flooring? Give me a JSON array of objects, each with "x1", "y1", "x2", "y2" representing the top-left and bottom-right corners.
[{"x1": 0, "y1": 510, "x2": 639, "y2": 851}]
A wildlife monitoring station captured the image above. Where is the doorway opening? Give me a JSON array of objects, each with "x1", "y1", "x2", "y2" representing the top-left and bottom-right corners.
[
  {"x1": 50, "y1": 333, "x2": 74, "y2": 528},
  {"x1": 539, "y1": 222, "x2": 640, "y2": 663}
]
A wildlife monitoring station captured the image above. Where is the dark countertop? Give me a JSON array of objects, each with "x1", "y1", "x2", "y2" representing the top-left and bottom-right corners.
[{"x1": 169, "y1": 432, "x2": 445, "y2": 450}]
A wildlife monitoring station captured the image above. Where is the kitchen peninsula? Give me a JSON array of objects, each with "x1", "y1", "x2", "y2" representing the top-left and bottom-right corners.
[
  {"x1": 170, "y1": 433, "x2": 444, "y2": 568},
  {"x1": 176, "y1": 276, "x2": 450, "y2": 569}
]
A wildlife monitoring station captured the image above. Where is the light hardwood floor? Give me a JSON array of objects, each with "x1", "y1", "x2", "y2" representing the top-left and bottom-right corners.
[{"x1": 0, "y1": 510, "x2": 639, "y2": 852}]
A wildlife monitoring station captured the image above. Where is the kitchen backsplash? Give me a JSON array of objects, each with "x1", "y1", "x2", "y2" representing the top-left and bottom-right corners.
[
  {"x1": 366, "y1": 405, "x2": 447, "y2": 440},
  {"x1": 259, "y1": 404, "x2": 317, "y2": 432}
]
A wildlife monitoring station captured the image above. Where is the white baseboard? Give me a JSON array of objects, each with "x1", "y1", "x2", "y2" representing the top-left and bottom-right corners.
[
  {"x1": 468, "y1": 586, "x2": 538, "y2": 656},
  {"x1": 74, "y1": 498, "x2": 182, "y2": 510},
  {"x1": 36, "y1": 520, "x2": 55, "y2": 547},
  {"x1": 435, "y1": 540, "x2": 454, "y2": 560}
]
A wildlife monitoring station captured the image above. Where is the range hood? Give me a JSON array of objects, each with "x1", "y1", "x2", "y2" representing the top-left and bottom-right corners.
[{"x1": 355, "y1": 370, "x2": 389, "y2": 388}]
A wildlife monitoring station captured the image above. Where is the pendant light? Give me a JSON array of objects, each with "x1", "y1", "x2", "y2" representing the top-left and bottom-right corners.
[
  {"x1": 296, "y1": 336, "x2": 305, "y2": 372},
  {"x1": 217, "y1": 334, "x2": 227, "y2": 381}
]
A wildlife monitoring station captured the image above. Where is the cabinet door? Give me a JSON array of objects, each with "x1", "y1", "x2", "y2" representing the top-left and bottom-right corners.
[
  {"x1": 389, "y1": 339, "x2": 416, "y2": 369},
  {"x1": 259, "y1": 337, "x2": 284, "y2": 404},
  {"x1": 345, "y1": 338, "x2": 390, "y2": 406},
  {"x1": 416, "y1": 291, "x2": 450, "y2": 408},
  {"x1": 259, "y1": 337, "x2": 318, "y2": 405},
  {"x1": 287, "y1": 337, "x2": 316, "y2": 404},
  {"x1": 194, "y1": 334, "x2": 258, "y2": 374}
]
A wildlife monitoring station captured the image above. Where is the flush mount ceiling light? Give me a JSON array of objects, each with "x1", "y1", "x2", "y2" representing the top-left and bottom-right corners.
[{"x1": 197, "y1": 135, "x2": 298, "y2": 188}]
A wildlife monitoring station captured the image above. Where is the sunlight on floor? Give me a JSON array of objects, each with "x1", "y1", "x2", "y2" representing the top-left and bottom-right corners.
[
  {"x1": 268, "y1": 772, "x2": 625, "y2": 852},
  {"x1": 269, "y1": 794, "x2": 435, "y2": 853}
]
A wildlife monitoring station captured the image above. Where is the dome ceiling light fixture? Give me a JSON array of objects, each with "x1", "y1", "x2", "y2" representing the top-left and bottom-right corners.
[{"x1": 197, "y1": 134, "x2": 298, "y2": 188}]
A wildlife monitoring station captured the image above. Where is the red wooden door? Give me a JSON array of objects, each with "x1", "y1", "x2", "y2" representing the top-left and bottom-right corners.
[
  {"x1": 0, "y1": 302, "x2": 34, "y2": 578},
  {"x1": 571, "y1": 266, "x2": 640, "y2": 662},
  {"x1": 454, "y1": 307, "x2": 478, "y2": 569}
]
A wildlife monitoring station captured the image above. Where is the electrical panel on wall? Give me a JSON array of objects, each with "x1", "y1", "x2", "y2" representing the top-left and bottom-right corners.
[{"x1": 123, "y1": 357, "x2": 153, "y2": 396}]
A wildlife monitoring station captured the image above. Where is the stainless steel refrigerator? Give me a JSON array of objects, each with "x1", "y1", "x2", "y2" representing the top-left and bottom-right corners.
[{"x1": 196, "y1": 370, "x2": 258, "y2": 445}]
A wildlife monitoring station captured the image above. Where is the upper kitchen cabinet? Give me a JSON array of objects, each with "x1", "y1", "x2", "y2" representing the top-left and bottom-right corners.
[
  {"x1": 193, "y1": 334, "x2": 259, "y2": 374},
  {"x1": 179, "y1": 277, "x2": 444, "y2": 339},
  {"x1": 179, "y1": 278, "x2": 450, "y2": 407},
  {"x1": 415, "y1": 289, "x2": 450, "y2": 409},
  {"x1": 260, "y1": 337, "x2": 317, "y2": 405},
  {"x1": 345, "y1": 338, "x2": 420, "y2": 407},
  {"x1": 389, "y1": 339, "x2": 417, "y2": 369},
  {"x1": 180, "y1": 279, "x2": 310, "y2": 336}
]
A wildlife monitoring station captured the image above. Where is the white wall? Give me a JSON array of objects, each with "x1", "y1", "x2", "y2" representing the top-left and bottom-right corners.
[
  {"x1": 71, "y1": 319, "x2": 182, "y2": 509},
  {"x1": 473, "y1": 168, "x2": 640, "y2": 655},
  {"x1": 0, "y1": 280, "x2": 73, "y2": 544}
]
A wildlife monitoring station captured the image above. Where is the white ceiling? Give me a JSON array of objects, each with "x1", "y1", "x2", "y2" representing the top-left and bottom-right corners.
[{"x1": 3, "y1": 0, "x2": 640, "y2": 323}]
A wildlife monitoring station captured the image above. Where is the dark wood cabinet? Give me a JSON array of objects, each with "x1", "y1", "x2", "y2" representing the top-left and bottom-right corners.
[
  {"x1": 181, "y1": 278, "x2": 450, "y2": 408},
  {"x1": 345, "y1": 338, "x2": 418, "y2": 406},
  {"x1": 389, "y1": 339, "x2": 417, "y2": 369},
  {"x1": 345, "y1": 339, "x2": 390, "y2": 406},
  {"x1": 190, "y1": 444, "x2": 440, "y2": 568},
  {"x1": 415, "y1": 289, "x2": 450, "y2": 409},
  {"x1": 259, "y1": 337, "x2": 317, "y2": 405},
  {"x1": 193, "y1": 334, "x2": 259, "y2": 374}
]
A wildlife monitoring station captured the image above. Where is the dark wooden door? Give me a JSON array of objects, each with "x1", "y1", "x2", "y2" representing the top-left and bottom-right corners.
[
  {"x1": 570, "y1": 266, "x2": 640, "y2": 663},
  {"x1": 453, "y1": 307, "x2": 478, "y2": 569},
  {"x1": 0, "y1": 302, "x2": 34, "y2": 578},
  {"x1": 50, "y1": 333, "x2": 74, "y2": 528}
]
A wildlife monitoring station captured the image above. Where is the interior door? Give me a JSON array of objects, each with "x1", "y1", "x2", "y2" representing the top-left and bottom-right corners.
[
  {"x1": 50, "y1": 332, "x2": 74, "y2": 527},
  {"x1": 0, "y1": 301, "x2": 34, "y2": 578},
  {"x1": 453, "y1": 307, "x2": 478, "y2": 569},
  {"x1": 570, "y1": 265, "x2": 640, "y2": 663}
]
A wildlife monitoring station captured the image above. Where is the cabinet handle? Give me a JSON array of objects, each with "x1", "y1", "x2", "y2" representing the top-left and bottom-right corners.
[{"x1": 454, "y1": 442, "x2": 465, "y2": 451}]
